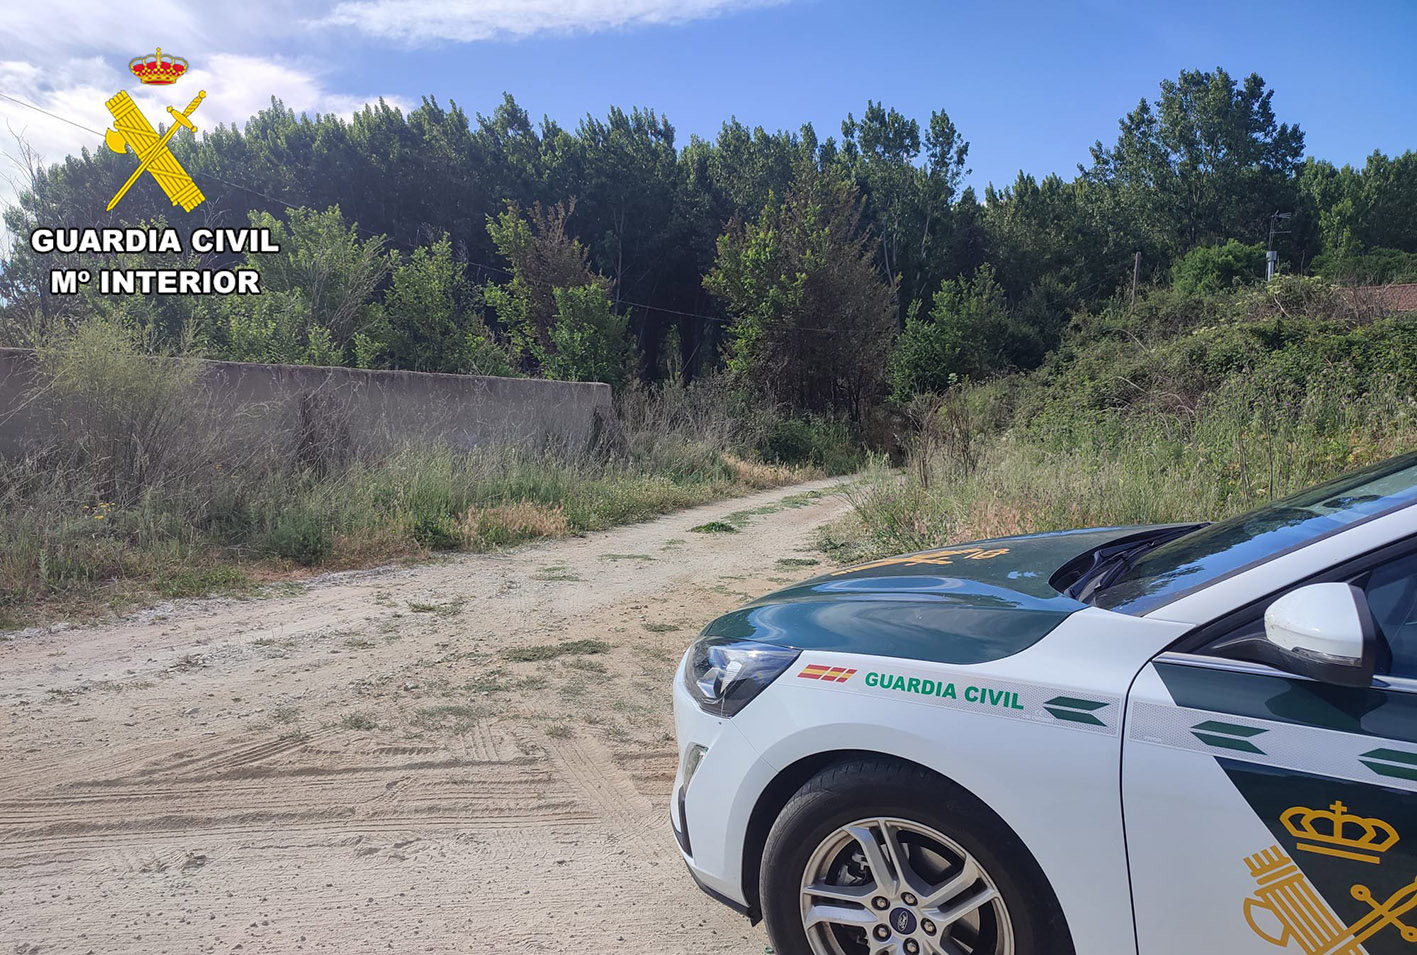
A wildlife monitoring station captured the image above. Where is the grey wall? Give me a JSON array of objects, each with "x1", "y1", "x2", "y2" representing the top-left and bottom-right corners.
[{"x1": 0, "y1": 348, "x2": 614, "y2": 460}]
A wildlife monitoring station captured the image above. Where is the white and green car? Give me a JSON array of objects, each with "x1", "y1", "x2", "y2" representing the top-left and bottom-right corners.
[{"x1": 672, "y1": 452, "x2": 1417, "y2": 955}]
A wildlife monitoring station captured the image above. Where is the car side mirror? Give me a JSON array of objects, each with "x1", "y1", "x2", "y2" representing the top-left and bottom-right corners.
[{"x1": 1261, "y1": 583, "x2": 1376, "y2": 688}]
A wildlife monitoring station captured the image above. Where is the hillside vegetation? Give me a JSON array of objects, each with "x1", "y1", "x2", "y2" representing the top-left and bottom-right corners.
[
  {"x1": 3, "y1": 65, "x2": 1417, "y2": 619},
  {"x1": 826, "y1": 276, "x2": 1417, "y2": 561}
]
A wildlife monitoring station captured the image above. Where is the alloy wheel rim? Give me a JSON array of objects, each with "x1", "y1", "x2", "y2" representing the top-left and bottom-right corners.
[{"x1": 798, "y1": 816, "x2": 1015, "y2": 955}]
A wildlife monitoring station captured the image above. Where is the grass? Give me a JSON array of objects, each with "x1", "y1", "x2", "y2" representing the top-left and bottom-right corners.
[
  {"x1": 408, "y1": 598, "x2": 467, "y2": 617},
  {"x1": 502, "y1": 638, "x2": 611, "y2": 662},
  {"x1": 776, "y1": 557, "x2": 820, "y2": 568},
  {"x1": 153, "y1": 565, "x2": 257, "y2": 599},
  {"x1": 339, "y1": 712, "x2": 377, "y2": 731},
  {"x1": 463, "y1": 668, "x2": 549, "y2": 694},
  {"x1": 545, "y1": 721, "x2": 575, "y2": 739},
  {"x1": 412, "y1": 704, "x2": 486, "y2": 734},
  {"x1": 0, "y1": 332, "x2": 829, "y2": 630},
  {"x1": 641, "y1": 622, "x2": 681, "y2": 633},
  {"x1": 689, "y1": 490, "x2": 835, "y2": 538},
  {"x1": 689, "y1": 521, "x2": 738, "y2": 534},
  {"x1": 531, "y1": 563, "x2": 582, "y2": 582},
  {"x1": 828, "y1": 288, "x2": 1417, "y2": 563},
  {"x1": 270, "y1": 704, "x2": 301, "y2": 724}
]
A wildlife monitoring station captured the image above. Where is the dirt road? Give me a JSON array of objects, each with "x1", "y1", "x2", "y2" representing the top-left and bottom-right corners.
[{"x1": 0, "y1": 478, "x2": 855, "y2": 954}]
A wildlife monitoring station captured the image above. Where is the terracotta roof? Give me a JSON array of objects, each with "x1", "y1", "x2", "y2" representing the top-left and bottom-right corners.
[{"x1": 1344, "y1": 284, "x2": 1417, "y2": 314}]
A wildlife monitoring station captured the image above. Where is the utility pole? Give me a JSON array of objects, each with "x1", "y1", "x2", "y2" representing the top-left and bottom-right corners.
[
  {"x1": 1267, "y1": 211, "x2": 1294, "y2": 280},
  {"x1": 1131, "y1": 251, "x2": 1141, "y2": 308}
]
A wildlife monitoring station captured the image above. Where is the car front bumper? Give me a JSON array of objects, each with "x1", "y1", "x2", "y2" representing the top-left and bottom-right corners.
[{"x1": 670, "y1": 652, "x2": 780, "y2": 916}]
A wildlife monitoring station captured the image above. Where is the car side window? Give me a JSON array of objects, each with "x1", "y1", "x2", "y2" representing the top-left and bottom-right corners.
[{"x1": 1362, "y1": 551, "x2": 1417, "y2": 679}]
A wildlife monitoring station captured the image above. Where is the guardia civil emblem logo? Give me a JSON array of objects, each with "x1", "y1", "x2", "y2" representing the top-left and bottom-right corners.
[
  {"x1": 103, "y1": 47, "x2": 206, "y2": 212},
  {"x1": 1243, "y1": 800, "x2": 1417, "y2": 952}
]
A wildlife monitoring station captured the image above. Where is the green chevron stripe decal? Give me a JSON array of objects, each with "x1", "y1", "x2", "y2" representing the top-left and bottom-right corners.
[
  {"x1": 1361, "y1": 747, "x2": 1417, "y2": 781},
  {"x1": 1045, "y1": 707, "x2": 1107, "y2": 726},
  {"x1": 1043, "y1": 695, "x2": 1109, "y2": 726},
  {"x1": 1044, "y1": 696, "x2": 1107, "y2": 711},
  {"x1": 1191, "y1": 720, "x2": 1268, "y2": 754}
]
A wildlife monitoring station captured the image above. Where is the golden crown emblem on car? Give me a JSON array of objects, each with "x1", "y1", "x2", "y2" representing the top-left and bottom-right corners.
[
  {"x1": 1281, "y1": 800, "x2": 1400, "y2": 864},
  {"x1": 128, "y1": 47, "x2": 188, "y2": 85}
]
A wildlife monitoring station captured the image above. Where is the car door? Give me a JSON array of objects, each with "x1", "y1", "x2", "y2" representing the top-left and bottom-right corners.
[{"x1": 1121, "y1": 545, "x2": 1417, "y2": 954}]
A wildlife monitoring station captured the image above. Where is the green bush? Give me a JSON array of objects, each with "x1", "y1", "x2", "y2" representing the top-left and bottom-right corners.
[
  {"x1": 767, "y1": 419, "x2": 814, "y2": 464},
  {"x1": 410, "y1": 510, "x2": 463, "y2": 550},
  {"x1": 540, "y1": 284, "x2": 634, "y2": 385},
  {"x1": 1170, "y1": 240, "x2": 1267, "y2": 297},
  {"x1": 766, "y1": 417, "x2": 864, "y2": 474},
  {"x1": 890, "y1": 265, "x2": 1047, "y2": 399},
  {"x1": 36, "y1": 320, "x2": 204, "y2": 502},
  {"x1": 1314, "y1": 247, "x2": 1417, "y2": 285},
  {"x1": 265, "y1": 509, "x2": 332, "y2": 565}
]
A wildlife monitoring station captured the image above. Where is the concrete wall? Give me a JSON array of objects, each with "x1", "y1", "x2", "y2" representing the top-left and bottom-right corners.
[{"x1": 0, "y1": 348, "x2": 614, "y2": 460}]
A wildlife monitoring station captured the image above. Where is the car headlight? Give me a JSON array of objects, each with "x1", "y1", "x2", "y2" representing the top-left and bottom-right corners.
[{"x1": 684, "y1": 636, "x2": 800, "y2": 718}]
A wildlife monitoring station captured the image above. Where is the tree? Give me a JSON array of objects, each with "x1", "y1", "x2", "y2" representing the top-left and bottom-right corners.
[
  {"x1": 367, "y1": 235, "x2": 513, "y2": 375},
  {"x1": 541, "y1": 284, "x2": 633, "y2": 384},
  {"x1": 836, "y1": 102, "x2": 972, "y2": 318},
  {"x1": 1170, "y1": 240, "x2": 1268, "y2": 296},
  {"x1": 242, "y1": 205, "x2": 388, "y2": 348},
  {"x1": 705, "y1": 169, "x2": 896, "y2": 419},
  {"x1": 1084, "y1": 68, "x2": 1304, "y2": 260},
  {"x1": 482, "y1": 200, "x2": 618, "y2": 376},
  {"x1": 889, "y1": 265, "x2": 1038, "y2": 398},
  {"x1": 1301, "y1": 151, "x2": 1417, "y2": 280}
]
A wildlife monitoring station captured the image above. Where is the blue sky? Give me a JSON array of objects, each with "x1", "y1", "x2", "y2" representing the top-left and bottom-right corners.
[
  {"x1": 3, "y1": 0, "x2": 1415, "y2": 205},
  {"x1": 342, "y1": 0, "x2": 1417, "y2": 190}
]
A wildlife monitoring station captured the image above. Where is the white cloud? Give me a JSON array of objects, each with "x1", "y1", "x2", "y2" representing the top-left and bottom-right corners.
[
  {"x1": 319, "y1": 0, "x2": 787, "y2": 44},
  {"x1": 0, "y1": 50, "x2": 404, "y2": 231},
  {"x1": 0, "y1": 53, "x2": 402, "y2": 163}
]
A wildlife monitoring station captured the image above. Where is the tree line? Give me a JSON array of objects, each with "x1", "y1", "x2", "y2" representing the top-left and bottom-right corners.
[{"x1": 2, "y1": 66, "x2": 1415, "y2": 420}]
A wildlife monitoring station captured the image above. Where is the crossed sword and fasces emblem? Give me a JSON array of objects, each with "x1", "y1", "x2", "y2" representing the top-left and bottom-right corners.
[
  {"x1": 1243, "y1": 811, "x2": 1417, "y2": 953},
  {"x1": 102, "y1": 89, "x2": 206, "y2": 212}
]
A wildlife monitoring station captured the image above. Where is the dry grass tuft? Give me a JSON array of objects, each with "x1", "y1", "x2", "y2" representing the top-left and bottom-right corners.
[
  {"x1": 722, "y1": 453, "x2": 803, "y2": 488},
  {"x1": 462, "y1": 502, "x2": 570, "y2": 549}
]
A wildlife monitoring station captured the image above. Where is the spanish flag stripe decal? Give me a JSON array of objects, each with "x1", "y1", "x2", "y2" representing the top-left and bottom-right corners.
[{"x1": 799, "y1": 665, "x2": 856, "y2": 683}]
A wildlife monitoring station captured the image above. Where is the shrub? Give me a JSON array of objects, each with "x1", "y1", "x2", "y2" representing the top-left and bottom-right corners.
[
  {"x1": 766, "y1": 419, "x2": 814, "y2": 465},
  {"x1": 766, "y1": 417, "x2": 864, "y2": 474},
  {"x1": 36, "y1": 320, "x2": 205, "y2": 502},
  {"x1": 1314, "y1": 247, "x2": 1417, "y2": 285},
  {"x1": 889, "y1": 265, "x2": 1042, "y2": 398},
  {"x1": 831, "y1": 284, "x2": 1417, "y2": 563},
  {"x1": 1170, "y1": 240, "x2": 1267, "y2": 297},
  {"x1": 540, "y1": 284, "x2": 634, "y2": 385},
  {"x1": 266, "y1": 509, "x2": 332, "y2": 565}
]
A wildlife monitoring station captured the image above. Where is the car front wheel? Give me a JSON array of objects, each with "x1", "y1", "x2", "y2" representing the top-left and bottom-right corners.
[{"x1": 759, "y1": 757, "x2": 1073, "y2": 955}]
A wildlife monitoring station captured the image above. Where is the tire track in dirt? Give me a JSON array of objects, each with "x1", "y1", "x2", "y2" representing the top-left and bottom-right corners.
[
  {"x1": 539, "y1": 732, "x2": 669, "y2": 862},
  {"x1": 0, "y1": 476, "x2": 854, "y2": 954}
]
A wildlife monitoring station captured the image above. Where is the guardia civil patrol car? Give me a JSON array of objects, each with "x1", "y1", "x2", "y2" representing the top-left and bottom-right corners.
[{"x1": 672, "y1": 452, "x2": 1417, "y2": 955}]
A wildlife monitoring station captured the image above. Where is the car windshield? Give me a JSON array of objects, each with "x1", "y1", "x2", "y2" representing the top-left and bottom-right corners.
[{"x1": 1093, "y1": 452, "x2": 1417, "y2": 615}]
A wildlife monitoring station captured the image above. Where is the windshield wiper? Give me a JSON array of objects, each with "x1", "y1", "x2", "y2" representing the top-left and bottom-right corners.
[{"x1": 1066, "y1": 524, "x2": 1204, "y2": 602}]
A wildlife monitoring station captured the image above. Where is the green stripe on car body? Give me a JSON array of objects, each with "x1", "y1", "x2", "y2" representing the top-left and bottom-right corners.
[
  {"x1": 1154, "y1": 660, "x2": 1417, "y2": 744},
  {"x1": 1043, "y1": 695, "x2": 1110, "y2": 726},
  {"x1": 1361, "y1": 747, "x2": 1417, "y2": 781}
]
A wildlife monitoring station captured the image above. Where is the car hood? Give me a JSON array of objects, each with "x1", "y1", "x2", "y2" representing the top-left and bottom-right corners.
[{"x1": 700, "y1": 526, "x2": 1153, "y2": 665}]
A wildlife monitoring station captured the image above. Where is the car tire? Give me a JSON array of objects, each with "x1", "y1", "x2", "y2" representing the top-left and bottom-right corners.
[{"x1": 759, "y1": 756, "x2": 1074, "y2": 955}]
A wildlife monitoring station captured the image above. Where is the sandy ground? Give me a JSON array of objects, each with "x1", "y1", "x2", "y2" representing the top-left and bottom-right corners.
[{"x1": 0, "y1": 478, "x2": 855, "y2": 955}]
